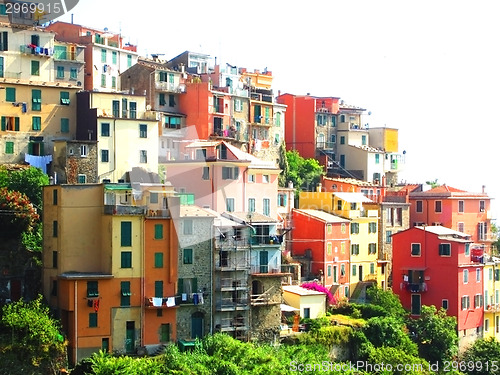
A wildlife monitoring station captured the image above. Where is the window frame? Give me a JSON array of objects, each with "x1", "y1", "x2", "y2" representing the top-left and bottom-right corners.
[{"x1": 411, "y1": 243, "x2": 421, "y2": 257}]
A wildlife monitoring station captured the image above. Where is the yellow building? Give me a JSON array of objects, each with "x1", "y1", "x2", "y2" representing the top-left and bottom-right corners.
[
  {"x1": 282, "y1": 285, "x2": 326, "y2": 319},
  {"x1": 0, "y1": 19, "x2": 83, "y2": 166},
  {"x1": 299, "y1": 191, "x2": 381, "y2": 300},
  {"x1": 483, "y1": 259, "x2": 500, "y2": 340}
]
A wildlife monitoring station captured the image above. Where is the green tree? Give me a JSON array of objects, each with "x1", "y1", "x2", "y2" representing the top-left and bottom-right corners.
[
  {"x1": 0, "y1": 187, "x2": 40, "y2": 238},
  {"x1": 278, "y1": 141, "x2": 289, "y2": 187},
  {"x1": 366, "y1": 286, "x2": 406, "y2": 319},
  {"x1": 462, "y1": 337, "x2": 500, "y2": 375},
  {"x1": 406, "y1": 305, "x2": 458, "y2": 365},
  {"x1": 0, "y1": 166, "x2": 49, "y2": 210},
  {"x1": 362, "y1": 316, "x2": 418, "y2": 355},
  {"x1": 0, "y1": 295, "x2": 67, "y2": 375},
  {"x1": 285, "y1": 150, "x2": 324, "y2": 191}
]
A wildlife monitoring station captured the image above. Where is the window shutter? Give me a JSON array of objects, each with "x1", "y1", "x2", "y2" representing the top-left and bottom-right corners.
[
  {"x1": 177, "y1": 278, "x2": 184, "y2": 294},
  {"x1": 233, "y1": 167, "x2": 239, "y2": 179},
  {"x1": 192, "y1": 278, "x2": 198, "y2": 293},
  {"x1": 1, "y1": 116, "x2": 5, "y2": 131},
  {"x1": 14, "y1": 117, "x2": 19, "y2": 131}
]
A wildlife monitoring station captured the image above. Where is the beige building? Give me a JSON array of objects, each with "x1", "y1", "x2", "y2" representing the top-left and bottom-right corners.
[{"x1": 282, "y1": 285, "x2": 326, "y2": 319}]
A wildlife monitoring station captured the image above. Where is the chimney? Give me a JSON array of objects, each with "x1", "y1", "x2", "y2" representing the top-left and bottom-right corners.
[
  {"x1": 316, "y1": 183, "x2": 322, "y2": 192},
  {"x1": 482, "y1": 185, "x2": 486, "y2": 193}
]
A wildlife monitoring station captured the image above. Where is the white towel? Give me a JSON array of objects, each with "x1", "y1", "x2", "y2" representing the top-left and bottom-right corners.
[
  {"x1": 198, "y1": 293, "x2": 204, "y2": 305},
  {"x1": 152, "y1": 297, "x2": 163, "y2": 307},
  {"x1": 166, "y1": 297, "x2": 176, "y2": 307},
  {"x1": 181, "y1": 293, "x2": 187, "y2": 301}
]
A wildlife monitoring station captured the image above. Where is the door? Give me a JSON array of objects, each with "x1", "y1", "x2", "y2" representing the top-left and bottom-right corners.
[
  {"x1": 125, "y1": 321, "x2": 135, "y2": 354},
  {"x1": 358, "y1": 265, "x2": 363, "y2": 282},
  {"x1": 160, "y1": 324, "x2": 170, "y2": 342},
  {"x1": 259, "y1": 251, "x2": 268, "y2": 273},
  {"x1": 191, "y1": 312, "x2": 204, "y2": 339}
]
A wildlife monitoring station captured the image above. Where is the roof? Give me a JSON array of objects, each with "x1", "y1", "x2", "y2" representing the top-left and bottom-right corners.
[
  {"x1": 410, "y1": 184, "x2": 489, "y2": 198},
  {"x1": 294, "y1": 209, "x2": 350, "y2": 223},
  {"x1": 415, "y1": 225, "x2": 471, "y2": 240},
  {"x1": 180, "y1": 205, "x2": 216, "y2": 218},
  {"x1": 222, "y1": 212, "x2": 277, "y2": 224},
  {"x1": 334, "y1": 192, "x2": 374, "y2": 203},
  {"x1": 323, "y1": 176, "x2": 380, "y2": 187},
  {"x1": 283, "y1": 285, "x2": 326, "y2": 296},
  {"x1": 349, "y1": 144, "x2": 385, "y2": 153}
]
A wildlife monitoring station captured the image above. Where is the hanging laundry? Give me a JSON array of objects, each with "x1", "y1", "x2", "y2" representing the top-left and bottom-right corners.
[
  {"x1": 152, "y1": 297, "x2": 162, "y2": 307},
  {"x1": 166, "y1": 297, "x2": 175, "y2": 307},
  {"x1": 197, "y1": 293, "x2": 204, "y2": 305},
  {"x1": 181, "y1": 293, "x2": 187, "y2": 302}
]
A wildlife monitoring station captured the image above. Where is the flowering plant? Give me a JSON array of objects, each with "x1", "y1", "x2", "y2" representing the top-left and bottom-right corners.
[{"x1": 301, "y1": 282, "x2": 337, "y2": 305}]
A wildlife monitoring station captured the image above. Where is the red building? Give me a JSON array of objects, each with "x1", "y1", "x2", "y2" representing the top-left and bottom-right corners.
[
  {"x1": 291, "y1": 209, "x2": 350, "y2": 300},
  {"x1": 320, "y1": 176, "x2": 387, "y2": 203},
  {"x1": 392, "y1": 225, "x2": 483, "y2": 349},
  {"x1": 409, "y1": 185, "x2": 494, "y2": 254},
  {"x1": 276, "y1": 94, "x2": 340, "y2": 163}
]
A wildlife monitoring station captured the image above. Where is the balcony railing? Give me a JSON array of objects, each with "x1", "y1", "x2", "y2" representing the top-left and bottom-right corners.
[
  {"x1": 251, "y1": 265, "x2": 282, "y2": 274},
  {"x1": 220, "y1": 317, "x2": 247, "y2": 331},
  {"x1": 216, "y1": 297, "x2": 249, "y2": 311},
  {"x1": 251, "y1": 117, "x2": 274, "y2": 126},
  {"x1": 155, "y1": 81, "x2": 180, "y2": 93},
  {"x1": 104, "y1": 204, "x2": 145, "y2": 215},
  {"x1": 145, "y1": 296, "x2": 178, "y2": 308},
  {"x1": 145, "y1": 209, "x2": 170, "y2": 218},
  {"x1": 316, "y1": 142, "x2": 335, "y2": 149},
  {"x1": 217, "y1": 278, "x2": 247, "y2": 291},
  {"x1": 250, "y1": 235, "x2": 282, "y2": 246},
  {"x1": 404, "y1": 282, "x2": 428, "y2": 293},
  {"x1": 485, "y1": 304, "x2": 500, "y2": 313}
]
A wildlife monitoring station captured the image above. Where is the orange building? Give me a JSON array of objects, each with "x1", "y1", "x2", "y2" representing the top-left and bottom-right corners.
[{"x1": 43, "y1": 182, "x2": 179, "y2": 364}]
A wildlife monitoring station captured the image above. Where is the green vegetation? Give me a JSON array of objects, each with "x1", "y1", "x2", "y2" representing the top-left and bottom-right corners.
[
  {"x1": 283, "y1": 150, "x2": 324, "y2": 191},
  {"x1": 462, "y1": 337, "x2": 500, "y2": 375},
  {"x1": 0, "y1": 296, "x2": 67, "y2": 375}
]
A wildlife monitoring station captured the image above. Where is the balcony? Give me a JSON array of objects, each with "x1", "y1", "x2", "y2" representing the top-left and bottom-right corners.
[
  {"x1": 145, "y1": 209, "x2": 170, "y2": 218},
  {"x1": 176, "y1": 292, "x2": 205, "y2": 306},
  {"x1": 216, "y1": 297, "x2": 249, "y2": 311},
  {"x1": 217, "y1": 278, "x2": 248, "y2": 291},
  {"x1": 219, "y1": 317, "x2": 248, "y2": 332},
  {"x1": 251, "y1": 265, "x2": 282, "y2": 275},
  {"x1": 485, "y1": 304, "x2": 500, "y2": 313},
  {"x1": 316, "y1": 142, "x2": 335, "y2": 150},
  {"x1": 20, "y1": 44, "x2": 53, "y2": 57},
  {"x1": 251, "y1": 116, "x2": 274, "y2": 126},
  {"x1": 145, "y1": 296, "x2": 178, "y2": 309},
  {"x1": 250, "y1": 235, "x2": 282, "y2": 246},
  {"x1": 104, "y1": 204, "x2": 145, "y2": 215},
  {"x1": 404, "y1": 282, "x2": 428, "y2": 293},
  {"x1": 155, "y1": 81, "x2": 184, "y2": 93}
]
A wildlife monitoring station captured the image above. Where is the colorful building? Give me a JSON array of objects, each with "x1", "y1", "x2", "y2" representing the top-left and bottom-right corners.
[
  {"x1": 45, "y1": 21, "x2": 138, "y2": 91},
  {"x1": 409, "y1": 185, "x2": 494, "y2": 254},
  {"x1": 483, "y1": 256, "x2": 500, "y2": 340},
  {"x1": 42, "y1": 182, "x2": 180, "y2": 364},
  {"x1": 282, "y1": 285, "x2": 326, "y2": 319},
  {"x1": 392, "y1": 225, "x2": 483, "y2": 350},
  {"x1": 291, "y1": 209, "x2": 350, "y2": 300}
]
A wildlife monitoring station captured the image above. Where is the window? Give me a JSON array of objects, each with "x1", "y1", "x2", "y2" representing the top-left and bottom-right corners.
[
  {"x1": 52, "y1": 220, "x2": 58, "y2": 237},
  {"x1": 202, "y1": 167, "x2": 210, "y2": 180},
  {"x1": 480, "y1": 200, "x2": 485, "y2": 212},
  {"x1": 154, "y1": 224, "x2": 163, "y2": 239},
  {"x1": 32, "y1": 89, "x2": 41, "y2": 111},
  {"x1": 370, "y1": 263, "x2": 375, "y2": 274},
  {"x1": 416, "y1": 200, "x2": 423, "y2": 213},
  {"x1": 226, "y1": 198, "x2": 235, "y2": 212},
  {"x1": 341, "y1": 223, "x2": 346, "y2": 234},
  {"x1": 183, "y1": 219, "x2": 193, "y2": 235},
  {"x1": 89, "y1": 313, "x2": 98, "y2": 328},
  {"x1": 57, "y1": 66, "x2": 64, "y2": 79},
  {"x1": 127, "y1": 54, "x2": 132, "y2": 67},
  {"x1": 458, "y1": 222, "x2": 465, "y2": 233},
  {"x1": 121, "y1": 281, "x2": 131, "y2": 306},
  {"x1": 101, "y1": 123, "x2": 110, "y2": 136},
  {"x1": 476, "y1": 268, "x2": 481, "y2": 282},
  {"x1": 375, "y1": 154, "x2": 380, "y2": 164},
  {"x1": 53, "y1": 189, "x2": 58, "y2": 205},
  {"x1": 474, "y1": 294, "x2": 483, "y2": 308},
  {"x1": 183, "y1": 248, "x2": 193, "y2": 264},
  {"x1": 262, "y1": 175, "x2": 270, "y2": 183},
  {"x1": 121, "y1": 221, "x2": 132, "y2": 246},
  {"x1": 154, "y1": 252, "x2": 163, "y2": 268},
  {"x1": 150, "y1": 193, "x2": 158, "y2": 204},
  {"x1": 435, "y1": 201, "x2": 442, "y2": 213},
  {"x1": 263, "y1": 198, "x2": 270, "y2": 216},
  {"x1": 351, "y1": 223, "x2": 359, "y2": 234},
  {"x1": 368, "y1": 243, "x2": 377, "y2": 254},
  {"x1": 87, "y1": 281, "x2": 98, "y2": 297},
  {"x1": 112, "y1": 100, "x2": 119, "y2": 117},
  {"x1": 439, "y1": 243, "x2": 451, "y2": 256},
  {"x1": 121, "y1": 251, "x2": 132, "y2": 268},
  {"x1": 32, "y1": 116, "x2": 41, "y2": 131},
  {"x1": 463, "y1": 269, "x2": 469, "y2": 284},
  {"x1": 112, "y1": 51, "x2": 117, "y2": 64},
  {"x1": 77, "y1": 174, "x2": 86, "y2": 183},
  {"x1": 485, "y1": 319, "x2": 489, "y2": 332},
  {"x1": 60, "y1": 118, "x2": 69, "y2": 133},
  {"x1": 327, "y1": 265, "x2": 332, "y2": 277},
  {"x1": 1, "y1": 116, "x2": 19, "y2": 131},
  {"x1": 0, "y1": 56, "x2": 3, "y2": 77},
  {"x1": 461, "y1": 295, "x2": 470, "y2": 310},
  {"x1": 222, "y1": 166, "x2": 239, "y2": 180},
  {"x1": 327, "y1": 224, "x2": 332, "y2": 234},
  {"x1": 248, "y1": 198, "x2": 255, "y2": 212},
  {"x1": 386, "y1": 230, "x2": 392, "y2": 244},
  {"x1": 303, "y1": 307, "x2": 310, "y2": 319},
  {"x1": 51, "y1": 280, "x2": 58, "y2": 296},
  {"x1": 155, "y1": 281, "x2": 163, "y2": 298},
  {"x1": 52, "y1": 251, "x2": 58, "y2": 268},
  {"x1": 368, "y1": 222, "x2": 377, "y2": 233},
  {"x1": 458, "y1": 200, "x2": 464, "y2": 213},
  {"x1": 139, "y1": 124, "x2": 147, "y2": 138},
  {"x1": 351, "y1": 244, "x2": 360, "y2": 255},
  {"x1": 278, "y1": 193, "x2": 288, "y2": 207},
  {"x1": 0, "y1": 31, "x2": 7, "y2": 52},
  {"x1": 411, "y1": 294, "x2": 421, "y2": 315},
  {"x1": 80, "y1": 145, "x2": 88, "y2": 157},
  {"x1": 101, "y1": 48, "x2": 107, "y2": 63},
  {"x1": 60, "y1": 91, "x2": 70, "y2": 105},
  {"x1": 248, "y1": 174, "x2": 255, "y2": 183},
  {"x1": 340, "y1": 136, "x2": 345, "y2": 145},
  {"x1": 31, "y1": 60, "x2": 40, "y2": 76},
  {"x1": 411, "y1": 243, "x2": 421, "y2": 256},
  {"x1": 101, "y1": 74, "x2": 106, "y2": 87},
  {"x1": 478, "y1": 222, "x2": 488, "y2": 241},
  {"x1": 111, "y1": 76, "x2": 116, "y2": 89},
  {"x1": 70, "y1": 68, "x2": 77, "y2": 80},
  {"x1": 5, "y1": 141, "x2": 14, "y2": 154},
  {"x1": 139, "y1": 150, "x2": 147, "y2": 163},
  {"x1": 129, "y1": 102, "x2": 137, "y2": 119},
  {"x1": 169, "y1": 94, "x2": 176, "y2": 107},
  {"x1": 6, "y1": 87, "x2": 15, "y2": 102},
  {"x1": 327, "y1": 243, "x2": 332, "y2": 255},
  {"x1": 159, "y1": 93, "x2": 166, "y2": 106},
  {"x1": 101, "y1": 149, "x2": 109, "y2": 162},
  {"x1": 352, "y1": 265, "x2": 357, "y2": 276},
  {"x1": 442, "y1": 299, "x2": 448, "y2": 310}
]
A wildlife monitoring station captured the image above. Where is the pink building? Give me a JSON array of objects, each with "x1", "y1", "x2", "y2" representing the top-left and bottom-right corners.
[
  {"x1": 392, "y1": 225, "x2": 484, "y2": 349},
  {"x1": 163, "y1": 140, "x2": 280, "y2": 219}
]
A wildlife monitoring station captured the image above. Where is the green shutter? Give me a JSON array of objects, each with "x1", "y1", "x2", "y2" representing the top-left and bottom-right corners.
[
  {"x1": 178, "y1": 278, "x2": 184, "y2": 294},
  {"x1": 14, "y1": 117, "x2": 19, "y2": 131},
  {"x1": 121, "y1": 221, "x2": 132, "y2": 246},
  {"x1": 192, "y1": 278, "x2": 198, "y2": 293},
  {"x1": 155, "y1": 281, "x2": 163, "y2": 298},
  {"x1": 5, "y1": 87, "x2": 15, "y2": 102},
  {"x1": 154, "y1": 224, "x2": 163, "y2": 239},
  {"x1": 1, "y1": 116, "x2": 5, "y2": 131},
  {"x1": 154, "y1": 252, "x2": 163, "y2": 268}
]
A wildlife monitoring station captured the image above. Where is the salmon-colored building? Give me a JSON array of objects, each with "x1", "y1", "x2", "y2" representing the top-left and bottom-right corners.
[
  {"x1": 320, "y1": 176, "x2": 386, "y2": 203},
  {"x1": 409, "y1": 185, "x2": 494, "y2": 254},
  {"x1": 291, "y1": 209, "x2": 350, "y2": 300},
  {"x1": 392, "y1": 225, "x2": 483, "y2": 350},
  {"x1": 43, "y1": 182, "x2": 179, "y2": 364}
]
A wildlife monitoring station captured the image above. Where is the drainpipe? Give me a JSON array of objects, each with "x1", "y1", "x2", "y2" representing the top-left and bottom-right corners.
[
  {"x1": 141, "y1": 216, "x2": 146, "y2": 347},
  {"x1": 74, "y1": 280, "x2": 78, "y2": 365}
]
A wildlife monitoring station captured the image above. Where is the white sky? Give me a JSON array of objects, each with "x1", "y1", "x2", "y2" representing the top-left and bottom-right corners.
[{"x1": 57, "y1": 0, "x2": 500, "y2": 218}]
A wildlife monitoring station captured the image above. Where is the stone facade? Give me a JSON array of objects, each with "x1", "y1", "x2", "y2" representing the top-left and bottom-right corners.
[{"x1": 52, "y1": 140, "x2": 98, "y2": 184}]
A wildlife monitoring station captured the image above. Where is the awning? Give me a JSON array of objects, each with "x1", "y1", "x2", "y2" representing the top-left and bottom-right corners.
[{"x1": 280, "y1": 303, "x2": 299, "y2": 312}]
